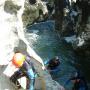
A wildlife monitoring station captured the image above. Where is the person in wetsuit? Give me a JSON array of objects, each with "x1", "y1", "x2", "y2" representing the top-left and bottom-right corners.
[
  {"x1": 47, "y1": 56, "x2": 60, "y2": 70},
  {"x1": 10, "y1": 52, "x2": 37, "y2": 90},
  {"x1": 65, "y1": 71, "x2": 88, "y2": 90},
  {"x1": 71, "y1": 71, "x2": 88, "y2": 90}
]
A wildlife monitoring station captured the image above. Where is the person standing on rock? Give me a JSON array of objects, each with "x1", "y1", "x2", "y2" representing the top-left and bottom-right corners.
[{"x1": 10, "y1": 52, "x2": 37, "y2": 90}]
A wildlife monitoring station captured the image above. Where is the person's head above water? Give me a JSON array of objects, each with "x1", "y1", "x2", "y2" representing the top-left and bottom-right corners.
[
  {"x1": 54, "y1": 56, "x2": 59, "y2": 60},
  {"x1": 48, "y1": 56, "x2": 60, "y2": 67},
  {"x1": 51, "y1": 56, "x2": 60, "y2": 62}
]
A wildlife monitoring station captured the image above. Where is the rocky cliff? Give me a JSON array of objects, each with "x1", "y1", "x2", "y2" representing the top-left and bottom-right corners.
[{"x1": 0, "y1": 0, "x2": 65, "y2": 90}]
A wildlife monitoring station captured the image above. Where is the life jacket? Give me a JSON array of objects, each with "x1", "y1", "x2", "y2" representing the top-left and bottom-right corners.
[{"x1": 12, "y1": 53, "x2": 26, "y2": 68}]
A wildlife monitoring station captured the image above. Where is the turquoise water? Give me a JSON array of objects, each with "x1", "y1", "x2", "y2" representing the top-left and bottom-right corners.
[{"x1": 25, "y1": 24, "x2": 77, "y2": 89}]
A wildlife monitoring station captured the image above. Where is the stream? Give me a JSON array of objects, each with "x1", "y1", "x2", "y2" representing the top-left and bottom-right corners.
[{"x1": 25, "y1": 21, "x2": 78, "y2": 90}]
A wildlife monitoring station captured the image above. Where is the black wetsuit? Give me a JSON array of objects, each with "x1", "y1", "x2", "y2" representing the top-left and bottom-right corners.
[
  {"x1": 71, "y1": 77, "x2": 88, "y2": 90},
  {"x1": 47, "y1": 59, "x2": 60, "y2": 70},
  {"x1": 10, "y1": 56, "x2": 36, "y2": 90}
]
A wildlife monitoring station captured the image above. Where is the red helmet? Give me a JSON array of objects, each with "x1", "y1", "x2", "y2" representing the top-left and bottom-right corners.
[{"x1": 12, "y1": 53, "x2": 26, "y2": 68}]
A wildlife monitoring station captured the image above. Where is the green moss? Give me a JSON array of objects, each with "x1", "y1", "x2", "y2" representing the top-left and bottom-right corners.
[
  {"x1": 22, "y1": 1, "x2": 31, "y2": 26},
  {"x1": 22, "y1": 1, "x2": 39, "y2": 27},
  {"x1": 4, "y1": 0, "x2": 21, "y2": 14},
  {"x1": 3, "y1": 0, "x2": 39, "y2": 27}
]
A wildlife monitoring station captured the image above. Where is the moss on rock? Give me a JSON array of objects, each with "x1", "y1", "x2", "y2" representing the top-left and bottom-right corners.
[
  {"x1": 22, "y1": 1, "x2": 39, "y2": 27},
  {"x1": 4, "y1": 0, "x2": 21, "y2": 14}
]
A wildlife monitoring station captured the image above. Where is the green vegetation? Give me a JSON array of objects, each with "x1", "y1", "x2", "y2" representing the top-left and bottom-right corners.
[
  {"x1": 4, "y1": 0, "x2": 21, "y2": 14},
  {"x1": 22, "y1": 1, "x2": 39, "y2": 27}
]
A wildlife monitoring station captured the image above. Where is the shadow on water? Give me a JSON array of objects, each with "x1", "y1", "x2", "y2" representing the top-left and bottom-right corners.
[
  {"x1": 74, "y1": 51, "x2": 90, "y2": 85},
  {"x1": 25, "y1": 26, "x2": 78, "y2": 89}
]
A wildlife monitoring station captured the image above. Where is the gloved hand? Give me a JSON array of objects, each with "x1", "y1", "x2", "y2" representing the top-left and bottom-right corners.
[{"x1": 42, "y1": 65, "x2": 46, "y2": 70}]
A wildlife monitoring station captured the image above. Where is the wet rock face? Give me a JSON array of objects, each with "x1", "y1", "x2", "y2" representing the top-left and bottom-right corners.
[
  {"x1": 0, "y1": 1, "x2": 65, "y2": 90},
  {"x1": 4, "y1": 1, "x2": 21, "y2": 14},
  {"x1": 0, "y1": 0, "x2": 25, "y2": 65},
  {"x1": 74, "y1": 26, "x2": 90, "y2": 61},
  {"x1": 55, "y1": 0, "x2": 64, "y2": 30},
  {"x1": 73, "y1": 15, "x2": 90, "y2": 56},
  {"x1": 60, "y1": 0, "x2": 90, "y2": 66},
  {"x1": 0, "y1": 0, "x2": 26, "y2": 89},
  {"x1": 28, "y1": 0, "x2": 36, "y2": 5},
  {"x1": 76, "y1": 0, "x2": 90, "y2": 24}
]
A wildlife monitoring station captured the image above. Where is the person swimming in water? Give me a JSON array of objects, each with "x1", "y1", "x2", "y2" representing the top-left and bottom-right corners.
[
  {"x1": 65, "y1": 71, "x2": 88, "y2": 90},
  {"x1": 47, "y1": 56, "x2": 60, "y2": 70}
]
